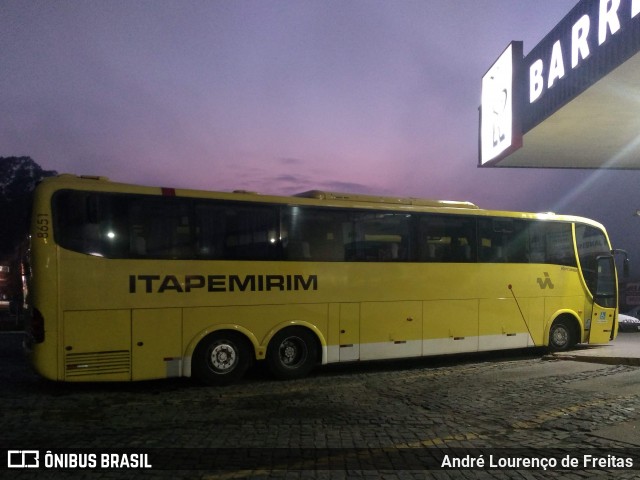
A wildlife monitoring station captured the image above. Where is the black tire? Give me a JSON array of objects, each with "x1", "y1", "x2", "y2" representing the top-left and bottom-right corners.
[
  {"x1": 267, "y1": 327, "x2": 318, "y2": 380},
  {"x1": 192, "y1": 331, "x2": 251, "y2": 386},
  {"x1": 548, "y1": 319, "x2": 574, "y2": 352}
]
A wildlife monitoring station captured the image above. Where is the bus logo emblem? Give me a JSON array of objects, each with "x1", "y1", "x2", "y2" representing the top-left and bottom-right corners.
[{"x1": 537, "y1": 272, "x2": 554, "y2": 289}]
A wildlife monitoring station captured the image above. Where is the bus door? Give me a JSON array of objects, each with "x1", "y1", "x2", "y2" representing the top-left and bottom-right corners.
[{"x1": 588, "y1": 255, "x2": 617, "y2": 344}]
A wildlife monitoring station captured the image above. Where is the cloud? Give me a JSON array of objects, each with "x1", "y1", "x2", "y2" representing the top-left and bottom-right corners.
[{"x1": 278, "y1": 157, "x2": 304, "y2": 166}]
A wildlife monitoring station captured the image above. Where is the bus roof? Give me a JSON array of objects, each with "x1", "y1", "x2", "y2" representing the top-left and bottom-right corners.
[
  {"x1": 42, "y1": 176, "x2": 478, "y2": 208},
  {"x1": 38, "y1": 174, "x2": 606, "y2": 230},
  {"x1": 294, "y1": 190, "x2": 479, "y2": 209}
]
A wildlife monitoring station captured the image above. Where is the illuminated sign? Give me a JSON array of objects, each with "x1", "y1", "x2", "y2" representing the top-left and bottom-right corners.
[
  {"x1": 479, "y1": 0, "x2": 640, "y2": 168},
  {"x1": 480, "y1": 42, "x2": 523, "y2": 165},
  {"x1": 528, "y1": 0, "x2": 640, "y2": 104}
]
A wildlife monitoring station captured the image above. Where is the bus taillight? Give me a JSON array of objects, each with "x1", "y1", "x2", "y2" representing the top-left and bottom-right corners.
[{"x1": 30, "y1": 308, "x2": 45, "y2": 344}]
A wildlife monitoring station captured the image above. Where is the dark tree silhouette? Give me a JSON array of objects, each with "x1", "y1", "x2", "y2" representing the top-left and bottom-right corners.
[{"x1": 0, "y1": 157, "x2": 57, "y2": 258}]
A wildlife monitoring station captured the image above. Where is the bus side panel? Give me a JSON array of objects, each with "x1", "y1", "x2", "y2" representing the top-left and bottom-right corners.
[
  {"x1": 337, "y1": 303, "x2": 360, "y2": 362},
  {"x1": 63, "y1": 310, "x2": 131, "y2": 381},
  {"x1": 132, "y1": 308, "x2": 182, "y2": 380},
  {"x1": 525, "y1": 297, "x2": 545, "y2": 346},
  {"x1": 323, "y1": 302, "x2": 361, "y2": 363},
  {"x1": 359, "y1": 301, "x2": 422, "y2": 360},
  {"x1": 478, "y1": 298, "x2": 531, "y2": 351},
  {"x1": 423, "y1": 299, "x2": 478, "y2": 355}
]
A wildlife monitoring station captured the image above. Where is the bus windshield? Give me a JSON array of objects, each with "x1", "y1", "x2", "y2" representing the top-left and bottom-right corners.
[{"x1": 575, "y1": 224, "x2": 613, "y2": 300}]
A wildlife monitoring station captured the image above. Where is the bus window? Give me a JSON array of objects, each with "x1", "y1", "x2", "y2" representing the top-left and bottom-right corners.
[
  {"x1": 418, "y1": 215, "x2": 475, "y2": 262},
  {"x1": 53, "y1": 191, "x2": 123, "y2": 257},
  {"x1": 346, "y1": 212, "x2": 411, "y2": 261},
  {"x1": 54, "y1": 191, "x2": 197, "y2": 259},
  {"x1": 128, "y1": 197, "x2": 194, "y2": 259},
  {"x1": 479, "y1": 218, "x2": 528, "y2": 263},
  {"x1": 195, "y1": 203, "x2": 280, "y2": 261},
  {"x1": 194, "y1": 203, "x2": 226, "y2": 259},
  {"x1": 281, "y1": 207, "x2": 351, "y2": 261},
  {"x1": 54, "y1": 191, "x2": 96, "y2": 255},
  {"x1": 478, "y1": 218, "x2": 576, "y2": 265},
  {"x1": 529, "y1": 222, "x2": 576, "y2": 267}
]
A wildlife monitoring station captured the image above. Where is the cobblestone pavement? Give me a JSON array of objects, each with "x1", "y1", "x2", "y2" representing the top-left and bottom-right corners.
[{"x1": 2, "y1": 331, "x2": 640, "y2": 479}]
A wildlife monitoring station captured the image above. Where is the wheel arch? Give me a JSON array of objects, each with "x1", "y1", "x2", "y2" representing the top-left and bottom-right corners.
[
  {"x1": 183, "y1": 324, "x2": 259, "y2": 378},
  {"x1": 544, "y1": 310, "x2": 583, "y2": 348},
  {"x1": 263, "y1": 321, "x2": 327, "y2": 365}
]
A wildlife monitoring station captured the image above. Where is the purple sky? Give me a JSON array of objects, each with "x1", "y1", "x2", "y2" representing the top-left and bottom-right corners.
[{"x1": 3, "y1": 1, "x2": 640, "y2": 272}]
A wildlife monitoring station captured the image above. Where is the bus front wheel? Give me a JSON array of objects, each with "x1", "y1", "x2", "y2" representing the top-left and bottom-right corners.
[
  {"x1": 267, "y1": 327, "x2": 318, "y2": 380},
  {"x1": 548, "y1": 319, "x2": 574, "y2": 352},
  {"x1": 192, "y1": 332, "x2": 251, "y2": 386}
]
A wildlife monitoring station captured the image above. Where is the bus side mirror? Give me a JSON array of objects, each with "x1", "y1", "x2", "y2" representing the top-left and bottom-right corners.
[
  {"x1": 612, "y1": 249, "x2": 630, "y2": 279},
  {"x1": 624, "y1": 257, "x2": 630, "y2": 278}
]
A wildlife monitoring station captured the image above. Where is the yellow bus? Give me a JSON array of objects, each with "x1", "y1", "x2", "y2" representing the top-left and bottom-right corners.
[{"x1": 25, "y1": 175, "x2": 621, "y2": 385}]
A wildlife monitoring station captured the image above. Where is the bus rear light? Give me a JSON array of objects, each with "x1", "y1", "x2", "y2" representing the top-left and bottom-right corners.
[{"x1": 30, "y1": 308, "x2": 45, "y2": 344}]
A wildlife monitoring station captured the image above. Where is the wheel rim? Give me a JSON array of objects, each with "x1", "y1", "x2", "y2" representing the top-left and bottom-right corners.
[
  {"x1": 552, "y1": 326, "x2": 568, "y2": 348},
  {"x1": 207, "y1": 342, "x2": 238, "y2": 374},
  {"x1": 278, "y1": 336, "x2": 308, "y2": 369}
]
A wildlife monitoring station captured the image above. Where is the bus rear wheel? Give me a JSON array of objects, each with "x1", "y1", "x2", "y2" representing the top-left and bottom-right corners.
[
  {"x1": 548, "y1": 319, "x2": 574, "y2": 352},
  {"x1": 192, "y1": 331, "x2": 251, "y2": 386},
  {"x1": 267, "y1": 327, "x2": 318, "y2": 380}
]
